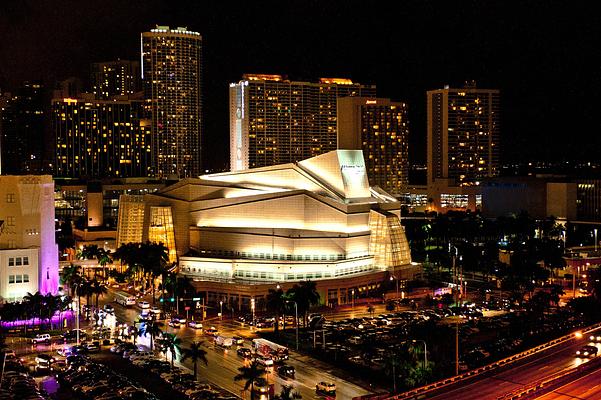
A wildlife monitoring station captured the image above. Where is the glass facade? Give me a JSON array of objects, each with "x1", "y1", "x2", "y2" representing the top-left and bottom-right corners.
[
  {"x1": 368, "y1": 210, "x2": 412, "y2": 270},
  {"x1": 148, "y1": 206, "x2": 177, "y2": 263}
]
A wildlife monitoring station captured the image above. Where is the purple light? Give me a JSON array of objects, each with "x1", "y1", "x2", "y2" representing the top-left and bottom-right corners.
[{"x1": 0, "y1": 310, "x2": 74, "y2": 328}]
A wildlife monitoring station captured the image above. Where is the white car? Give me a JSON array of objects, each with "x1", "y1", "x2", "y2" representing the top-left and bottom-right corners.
[
  {"x1": 32, "y1": 334, "x2": 51, "y2": 344},
  {"x1": 138, "y1": 301, "x2": 150, "y2": 309},
  {"x1": 150, "y1": 306, "x2": 161, "y2": 315}
]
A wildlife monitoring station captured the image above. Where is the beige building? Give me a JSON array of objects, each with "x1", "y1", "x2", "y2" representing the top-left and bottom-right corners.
[
  {"x1": 337, "y1": 97, "x2": 409, "y2": 195},
  {"x1": 0, "y1": 175, "x2": 59, "y2": 302},
  {"x1": 119, "y1": 150, "x2": 417, "y2": 307},
  {"x1": 427, "y1": 82, "x2": 500, "y2": 186}
]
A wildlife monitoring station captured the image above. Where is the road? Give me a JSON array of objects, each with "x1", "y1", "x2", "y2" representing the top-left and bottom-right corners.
[
  {"x1": 425, "y1": 329, "x2": 601, "y2": 400},
  {"x1": 534, "y1": 366, "x2": 601, "y2": 400},
  {"x1": 102, "y1": 288, "x2": 372, "y2": 399}
]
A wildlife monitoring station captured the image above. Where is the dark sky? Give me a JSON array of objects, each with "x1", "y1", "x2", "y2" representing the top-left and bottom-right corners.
[{"x1": 1, "y1": 0, "x2": 600, "y2": 170}]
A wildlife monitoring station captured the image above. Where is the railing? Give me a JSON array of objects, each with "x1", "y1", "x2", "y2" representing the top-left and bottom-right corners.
[{"x1": 379, "y1": 322, "x2": 601, "y2": 400}]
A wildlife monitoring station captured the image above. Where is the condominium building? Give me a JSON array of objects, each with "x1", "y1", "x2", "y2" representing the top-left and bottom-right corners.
[
  {"x1": 337, "y1": 97, "x2": 409, "y2": 195},
  {"x1": 141, "y1": 26, "x2": 203, "y2": 178},
  {"x1": 229, "y1": 75, "x2": 376, "y2": 171},
  {"x1": 91, "y1": 60, "x2": 140, "y2": 99},
  {"x1": 0, "y1": 175, "x2": 59, "y2": 302},
  {"x1": 53, "y1": 94, "x2": 152, "y2": 178},
  {"x1": 427, "y1": 82, "x2": 500, "y2": 186}
]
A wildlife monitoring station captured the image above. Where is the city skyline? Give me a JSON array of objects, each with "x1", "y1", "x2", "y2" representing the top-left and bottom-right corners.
[{"x1": 1, "y1": 1, "x2": 599, "y2": 171}]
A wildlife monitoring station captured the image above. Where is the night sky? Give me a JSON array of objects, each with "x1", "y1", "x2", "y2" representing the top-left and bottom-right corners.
[{"x1": 1, "y1": 0, "x2": 600, "y2": 170}]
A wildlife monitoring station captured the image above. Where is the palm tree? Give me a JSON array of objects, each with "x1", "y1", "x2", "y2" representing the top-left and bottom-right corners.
[
  {"x1": 23, "y1": 292, "x2": 44, "y2": 326},
  {"x1": 161, "y1": 332, "x2": 182, "y2": 367},
  {"x1": 274, "y1": 385, "x2": 302, "y2": 400},
  {"x1": 266, "y1": 288, "x2": 286, "y2": 334},
  {"x1": 97, "y1": 248, "x2": 113, "y2": 280},
  {"x1": 181, "y1": 341, "x2": 208, "y2": 380},
  {"x1": 139, "y1": 319, "x2": 163, "y2": 351},
  {"x1": 288, "y1": 280, "x2": 321, "y2": 326},
  {"x1": 234, "y1": 360, "x2": 267, "y2": 400},
  {"x1": 61, "y1": 264, "x2": 82, "y2": 297},
  {"x1": 89, "y1": 278, "x2": 107, "y2": 308}
]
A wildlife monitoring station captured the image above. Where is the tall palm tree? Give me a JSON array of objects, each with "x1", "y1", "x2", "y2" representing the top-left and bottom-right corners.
[
  {"x1": 129, "y1": 325, "x2": 139, "y2": 345},
  {"x1": 139, "y1": 319, "x2": 163, "y2": 351},
  {"x1": 288, "y1": 280, "x2": 320, "y2": 326},
  {"x1": 274, "y1": 385, "x2": 302, "y2": 400},
  {"x1": 161, "y1": 333, "x2": 182, "y2": 367},
  {"x1": 97, "y1": 248, "x2": 113, "y2": 280},
  {"x1": 60, "y1": 264, "x2": 82, "y2": 297},
  {"x1": 23, "y1": 292, "x2": 44, "y2": 326},
  {"x1": 234, "y1": 360, "x2": 267, "y2": 400},
  {"x1": 90, "y1": 278, "x2": 107, "y2": 308},
  {"x1": 181, "y1": 341, "x2": 208, "y2": 379},
  {"x1": 266, "y1": 288, "x2": 286, "y2": 334}
]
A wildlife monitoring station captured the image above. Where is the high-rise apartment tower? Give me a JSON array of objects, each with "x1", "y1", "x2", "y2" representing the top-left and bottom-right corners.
[
  {"x1": 427, "y1": 82, "x2": 500, "y2": 186},
  {"x1": 141, "y1": 26, "x2": 203, "y2": 178},
  {"x1": 337, "y1": 97, "x2": 409, "y2": 195},
  {"x1": 230, "y1": 75, "x2": 376, "y2": 171}
]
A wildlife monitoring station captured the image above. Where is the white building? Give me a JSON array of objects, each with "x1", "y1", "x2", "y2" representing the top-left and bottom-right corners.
[
  {"x1": 0, "y1": 175, "x2": 59, "y2": 302},
  {"x1": 118, "y1": 150, "x2": 417, "y2": 307}
]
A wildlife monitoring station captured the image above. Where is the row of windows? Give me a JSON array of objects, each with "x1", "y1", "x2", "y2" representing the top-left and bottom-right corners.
[
  {"x1": 8, "y1": 257, "x2": 29, "y2": 266},
  {"x1": 200, "y1": 249, "x2": 344, "y2": 261},
  {"x1": 8, "y1": 274, "x2": 30, "y2": 284}
]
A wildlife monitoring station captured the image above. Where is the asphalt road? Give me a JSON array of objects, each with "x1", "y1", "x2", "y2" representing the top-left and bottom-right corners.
[
  {"x1": 102, "y1": 288, "x2": 372, "y2": 399},
  {"x1": 534, "y1": 366, "x2": 601, "y2": 400},
  {"x1": 426, "y1": 330, "x2": 601, "y2": 400}
]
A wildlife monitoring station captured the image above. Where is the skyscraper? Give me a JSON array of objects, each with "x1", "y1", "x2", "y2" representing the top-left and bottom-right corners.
[
  {"x1": 53, "y1": 94, "x2": 152, "y2": 178},
  {"x1": 0, "y1": 82, "x2": 45, "y2": 174},
  {"x1": 141, "y1": 26, "x2": 203, "y2": 178},
  {"x1": 229, "y1": 75, "x2": 376, "y2": 171},
  {"x1": 91, "y1": 60, "x2": 140, "y2": 99},
  {"x1": 427, "y1": 82, "x2": 500, "y2": 186},
  {"x1": 337, "y1": 97, "x2": 409, "y2": 195}
]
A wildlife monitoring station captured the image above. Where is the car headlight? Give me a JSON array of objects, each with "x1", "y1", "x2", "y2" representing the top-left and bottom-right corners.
[
  {"x1": 577, "y1": 351, "x2": 581, "y2": 355},
  {"x1": 584, "y1": 352, "x2": 589, "y2": 356}
]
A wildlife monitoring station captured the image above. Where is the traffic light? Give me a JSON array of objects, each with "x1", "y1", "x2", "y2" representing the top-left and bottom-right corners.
[
  {"x1": 159, "y1": 298, "x2": 164, "y2": 303},
  {"x1": 170, "y1": 297, "x2": 175, "y2": 302}
]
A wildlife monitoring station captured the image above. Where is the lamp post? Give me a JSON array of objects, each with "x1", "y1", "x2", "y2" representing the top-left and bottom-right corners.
[
  {"x1": 595, "y1": 229, "x2": 598, "y2": 252},
  {"x1": 390, "y1": 275, "x2": 399, "y2": 297},
  {"x1": 351, "y1": 289, "x2": 355, "y2": 309},
  {"x1": 412, "y1": 339, "x2": 427, "y2": 369},
  {"x1": 219, "y1": 300, "x2": 223, "y2": 320},
  {"x1": 286, "y1": 300, "x2": 299, "y2": 351},
  {"x1": 74, "y1": 283, "x2": 81, "y2": 346},
  {"x1": 251, "y1": 298, "x2": 255, "y2": 332}
]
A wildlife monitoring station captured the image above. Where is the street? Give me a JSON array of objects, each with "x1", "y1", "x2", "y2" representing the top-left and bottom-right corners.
[{"x1": 104, "y1": 287, "x2": 373, "y2": 399}]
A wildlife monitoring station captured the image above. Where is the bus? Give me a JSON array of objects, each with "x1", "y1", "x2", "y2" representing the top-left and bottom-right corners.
[
  {"x1": 252, "y1": 338, "x2": 289, "y2": 362},
  {"x1": 114, "y1": 290, "x2": 136, "y2": 307}
]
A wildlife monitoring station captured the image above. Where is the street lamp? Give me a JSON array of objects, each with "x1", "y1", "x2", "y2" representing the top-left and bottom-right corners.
[
  {"x1": 286, "y1": 300, "x2": 299, "y2": 351},
  {"x1": 219, "y1": 301, "x2": 223, "y2": 320},
  {"x1": 351, "y1": 289, "x2": 355, "y2": 309},
  {"x1": 595, "y1": 229, "x2": 598, "y2": 252},
  {"x1": 73, "y1": 283, "x2": 81, "y2": 345},
  {"x1": 412, "y1": 340, "x2": 427, "y2": 369},
  {"x1": 251, "y1": 298, "x2": 256, "y2": 332},
  {"x1": 390, "y1": 275, "x2": 399, "y2": 297}
]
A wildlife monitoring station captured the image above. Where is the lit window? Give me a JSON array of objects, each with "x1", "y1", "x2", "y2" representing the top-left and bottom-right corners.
[{"x1": 6, "y1": 193, "x2": 15, "y2": 203}]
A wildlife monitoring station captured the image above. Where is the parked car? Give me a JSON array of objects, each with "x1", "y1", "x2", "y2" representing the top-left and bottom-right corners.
[
  {"x1": 232, "y1": 336, "x2": 245, "y2": 345},
  {"x1": 31, "y1": 334, "x2": 51, "y2": 344},
  {"x1": 168, "y1": 319, "x2": 181, "y2": 328},
  {"x1": 138, "y1": 301, "x2": 150, "y2": 309},
  {"x1": 151, "y1": 306, "x2": 162, "y2": 315},
  {"x1": 84, "y1": 341, "x2": 101, "y2": 353}
]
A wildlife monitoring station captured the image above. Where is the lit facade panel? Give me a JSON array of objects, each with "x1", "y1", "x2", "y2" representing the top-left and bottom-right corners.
[
  {"x1": 0, "y1": 175, "x2": 59, "y2": 301},
  {"x1": 229, "y1": 75, "x2": 376, "y2": 171},
  {"x1": 427, "y1": 83, "x2": 500, "y2": 186},
  {"x1": 148, "y1": 206, "x2": 177, "y2": 263},
  {"x1": 141, "y1": 26, "x2": 203, "y2": 178},
  {"x1": 368, "y1": 210, "x2": 412, "y2": 270},
  {"x1": 116, "y1": 195, "x2": 145, "y2": 246}
]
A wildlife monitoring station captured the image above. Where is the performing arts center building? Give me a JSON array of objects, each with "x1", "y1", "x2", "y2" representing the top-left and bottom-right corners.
[{"x1": 117, "y1": 150, "x2": 418, "y2": 310}]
